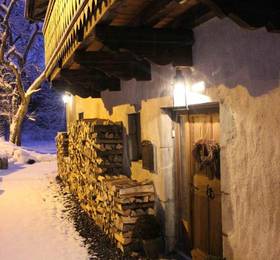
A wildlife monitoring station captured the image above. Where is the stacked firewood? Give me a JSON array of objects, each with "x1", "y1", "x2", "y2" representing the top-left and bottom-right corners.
[
  {"x1": 92, "y1": 175, "x2": 155, "y2": 253},
  {"x1": 56, "y1": 132, "x2": 69, "y2": 156},
  {"x1": 55, "y1": 132, "x2": 70, "y2": 183},
  {"x1": 56, "y1": 119, "x2": 156, "y2": 254},
  {"x1": 68, "y1": 119, "x2": 124, "y2": 176}
]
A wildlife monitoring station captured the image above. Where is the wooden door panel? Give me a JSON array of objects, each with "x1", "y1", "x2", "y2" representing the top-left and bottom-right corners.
[
  {"x1": 209, "y1": 192, "x2": 222, "y2": 256},
  {"x1": 193, "y1": 188, "x2": 208, "y2": 253},
  {"x1": 212, "y1": 114, "x2": 220, "y2": 142},
  {"x1": 187, "y1": 113, "x2": 222, "y2": 258},
  {"x1": 192, "y1": 174, "x2": 212, "y2": 254}
]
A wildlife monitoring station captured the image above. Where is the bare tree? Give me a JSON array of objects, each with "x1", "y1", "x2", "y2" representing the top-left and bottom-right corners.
[{"x1": 0, "y1": 0, "x2": 46, "y2": 145}]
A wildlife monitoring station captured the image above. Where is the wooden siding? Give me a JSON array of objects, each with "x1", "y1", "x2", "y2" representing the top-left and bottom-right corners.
[{"x1": 43, "y1": 0, "x2": 119, "y2": 79}]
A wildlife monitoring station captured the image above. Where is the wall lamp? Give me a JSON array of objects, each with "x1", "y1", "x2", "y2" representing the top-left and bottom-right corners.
[
  {"x1": 62, "y1": 92, "x2": 73, "y2": 104},
  {"x1": 172, "y1": 67, "x2": 190, "y2": 107},
  {"x1": 172, "y1": 67, "x2": 208, "y2": 108}
]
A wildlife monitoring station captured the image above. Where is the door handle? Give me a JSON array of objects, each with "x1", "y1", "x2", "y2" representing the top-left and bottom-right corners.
[{"x1": 206, "y1": 184, "x2": 215, "y2": 199}]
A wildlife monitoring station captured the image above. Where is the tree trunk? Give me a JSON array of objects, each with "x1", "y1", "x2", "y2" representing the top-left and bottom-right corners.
[
  {"x1": 8, "y1": 72, "x2": 46, "y2": 146},
  {"x1": 9, "y1": 97, "x2": 30, "y2": 146}
]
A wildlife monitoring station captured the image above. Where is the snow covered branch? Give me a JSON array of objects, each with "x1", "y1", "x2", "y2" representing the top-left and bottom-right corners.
[{"x1": 0, "y1": 0, "x2": 47, "y2": 145}]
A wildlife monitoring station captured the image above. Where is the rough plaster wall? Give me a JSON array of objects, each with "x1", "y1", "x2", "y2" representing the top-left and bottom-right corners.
[
  {"x1": 67, "y1": 17, "x2": 280, "y2": 258},
  {"x1": 193, "y1": 18, "x2": 280, "y2": 260}
]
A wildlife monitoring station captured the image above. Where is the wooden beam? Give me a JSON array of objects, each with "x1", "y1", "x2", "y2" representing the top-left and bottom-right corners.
[
  {"x1": 95, "y1": 25, "x2": 194, "y2": 48},
  {"x1": 201, "y1": 0, "x2": 280, "y2": 31},
  {"x1": 60, "y1": 68, "x2": 121, "y2": 92},
  {"x1": 52, "y1": 67, "x2": 122, "y2": 98},
  {"x1": 129, "y1": 0, "x2": 173, "y2": 26},
  {"x1": 74, "y1": 51, "x2": 152, "y2": 81},
  {"x1": 74, "y1": 51, "x2": 137, "y2": 65},
  {"x1": 52, "y1": 79, "x2": 101, "y2": 98},
  {"x1": 171, "y1": 2, "x2": 214, "y2": 29},
  {"x1": 200, "y1": 0, "x2": 225, "y2": 18},
  {"x1": 94, "y1": 25, "x2": 194, "y2": 66}
]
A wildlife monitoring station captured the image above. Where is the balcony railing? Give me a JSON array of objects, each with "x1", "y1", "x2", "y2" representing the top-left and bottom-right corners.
[{"x1": 43, "y1": 0, "x2": 117, "y2": 79}]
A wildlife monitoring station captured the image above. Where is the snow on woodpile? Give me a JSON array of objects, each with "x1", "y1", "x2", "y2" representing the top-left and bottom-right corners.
[{"x1": 0, "y1": 140, "x2": 56, "y2": 164}]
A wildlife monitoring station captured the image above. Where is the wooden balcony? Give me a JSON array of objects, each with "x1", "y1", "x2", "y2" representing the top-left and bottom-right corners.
[
  {"x1": 42, "y1": 0, "x2": 200, "y2": 97},
  {"x1": 43, "y1": 0, "x2": 121, "y2": 79}
]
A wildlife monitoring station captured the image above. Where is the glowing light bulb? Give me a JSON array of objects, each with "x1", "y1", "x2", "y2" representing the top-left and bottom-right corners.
[
  {"x1": 191, "y1": 81, "x2": 206, "y2": 93},
  {"x1": 62, "y1": 93, "x2": 72, "y2": 104},
  {"x1": 173, "y1": 81, "x2": 186, "y2": 107}
]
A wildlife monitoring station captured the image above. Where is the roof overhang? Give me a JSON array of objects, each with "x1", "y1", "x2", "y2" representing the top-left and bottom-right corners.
[{"x1": 39, "y1": 0, "x2": 280, "y2": 98}]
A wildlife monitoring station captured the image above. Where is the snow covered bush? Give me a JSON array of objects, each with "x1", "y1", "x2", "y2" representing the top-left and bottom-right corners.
[{"x1": 0, "y1": 140, "x2": 55, "y2": 164}]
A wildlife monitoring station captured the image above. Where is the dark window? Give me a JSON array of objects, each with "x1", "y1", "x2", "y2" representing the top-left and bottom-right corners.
[
  {"x1": 78, "y1": 112, "x2": 84, "y2": 120},
  {"x1": 128, "y1": 113, "x2": 141, "y2": 161}
]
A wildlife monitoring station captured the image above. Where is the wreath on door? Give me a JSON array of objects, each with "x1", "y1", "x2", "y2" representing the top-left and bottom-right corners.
[{"x1": 192, "y1": 139, "x2": 220, "y2": 179}]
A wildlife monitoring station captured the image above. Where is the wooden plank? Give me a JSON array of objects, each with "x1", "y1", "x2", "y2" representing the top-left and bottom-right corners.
[
  {"x1": 52, "y1": 79, "x2": 101, "y2": 98},
  {"x1": 60, "y1": 68, "x2": 120, "y2": 90},
  {"x1": 95, "y1": 139, "x2": 123, "y2": 144},
  {"x1": 94, "y1": 25, "x2": 193, "y2": 66},
  {"x1": 192, "y1": 176, "x2": 210, "y2": 254},
  {"x1": 74, "y1": 50, "x2": 152, "y2": 81},
  {"x1": 118, "y1": 185, "x2": 154, "y2": 196},
  {"x1": 95, "y1": 21, "x2": 194, "y2": 46},
  {"x1": 188, "y1": 112, "x2": 222, "y2": 257},
  {"x1": 211, "y1": 113, "x2": 220, "y2": 143},
  {"x1": 116, "y1": 202, "x2": 154, "y2": 210},
  {"x1": 117, "y1": 216, "x2": 139, "y2": 224},
  {"x1": 208, "y1": 179, "x2": 222, "y2": 256}
]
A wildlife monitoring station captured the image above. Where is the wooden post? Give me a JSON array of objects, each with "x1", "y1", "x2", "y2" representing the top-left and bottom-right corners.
[{"x1": 0, "y1": 157, "x2": 8, "y2": 169}]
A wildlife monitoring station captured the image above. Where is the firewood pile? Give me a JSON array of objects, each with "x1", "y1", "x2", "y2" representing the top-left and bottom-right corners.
[
  {"x1": 56, "y1": 132, "x2": 69, "y2": 157},
  {"x1": 56, "y1": 119, "x2": 155, "y2": 254},
  {"x1": 68, "y1": 119, "x2": 124, "y2": 176},
  {"x1": 56, "y1": 132, "x2": 70, "y2": 183}
]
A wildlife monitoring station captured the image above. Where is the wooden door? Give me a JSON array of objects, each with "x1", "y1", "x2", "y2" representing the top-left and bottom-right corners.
[{"x1": 188, "y1": 113, "x2": 222, "y2": 259}]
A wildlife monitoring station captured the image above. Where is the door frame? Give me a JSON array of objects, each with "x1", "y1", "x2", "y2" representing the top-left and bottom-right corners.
[{"x1": 173, "y1": 102, "x2": 221, "y2": 256}]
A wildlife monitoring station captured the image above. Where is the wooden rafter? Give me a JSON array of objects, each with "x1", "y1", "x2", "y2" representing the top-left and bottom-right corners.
[
  {"x1": 74, "y1": 51, "x2": 152, "y2": 81},
  {"x1": 60, "y1": 68, "x2": 121, "y2": 92},
  {"x1": 94, "y1": 25, "x2": 194, "y2": 66}
]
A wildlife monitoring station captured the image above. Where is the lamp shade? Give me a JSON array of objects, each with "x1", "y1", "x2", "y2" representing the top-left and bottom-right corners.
[{"x1": 173, "y1": 69, "x2": 187, "y2": 107}]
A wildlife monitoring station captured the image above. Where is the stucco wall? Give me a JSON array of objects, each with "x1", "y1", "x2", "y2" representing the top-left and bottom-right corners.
[
  {"x1": 193, "y1": 18, "x2": 280, "y2": 260},
  {"x1": 66, "y1": 17, "x2": 280, "y2": 259}
]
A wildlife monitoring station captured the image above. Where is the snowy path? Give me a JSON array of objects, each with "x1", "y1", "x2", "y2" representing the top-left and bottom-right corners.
[{"x1": 0, "y1": 161, "x2": 89, "y2": 260}]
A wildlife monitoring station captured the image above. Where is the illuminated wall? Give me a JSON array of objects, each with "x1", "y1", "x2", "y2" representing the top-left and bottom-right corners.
[
  {"x1": 194, "y1": 17, "x2": 280, "y2": 260},
  {"x1": 66, "y1": 17, "x2": 280, "y2": 258}
]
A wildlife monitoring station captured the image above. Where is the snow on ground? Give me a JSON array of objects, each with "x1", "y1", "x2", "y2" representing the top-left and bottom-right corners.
[
  {"x1": 0, "y1": 141, "x2": 89, "y2": 260},
  {"x1": 0, "y1": 141, "x2": 56, "y2": 164}
]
